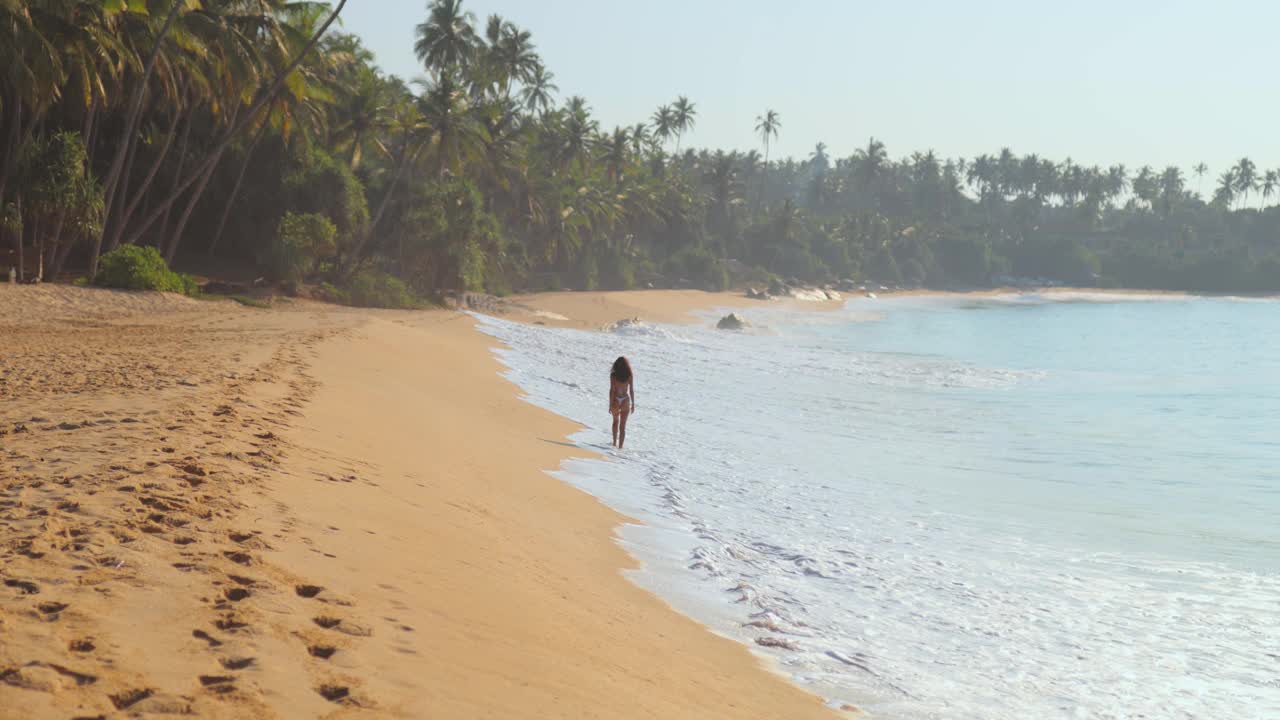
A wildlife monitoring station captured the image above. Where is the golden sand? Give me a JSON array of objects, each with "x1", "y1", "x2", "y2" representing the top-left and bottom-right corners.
[{"x1": 0, "y1": 286, "x2": 840, "y2": 719}]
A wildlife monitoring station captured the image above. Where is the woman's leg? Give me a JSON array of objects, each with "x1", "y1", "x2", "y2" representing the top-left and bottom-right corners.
[
  {"x1": 617, "y1": 410, "x2": 629, "y2": 449},
  {"x1": 611, "y1": 410, "x2": 620, "y2": 447}
]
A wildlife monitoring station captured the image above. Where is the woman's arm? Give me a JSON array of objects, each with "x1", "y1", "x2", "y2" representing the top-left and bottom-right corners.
[{"x1": 630, "y1": 379, "x2": 636, "y2": 412}]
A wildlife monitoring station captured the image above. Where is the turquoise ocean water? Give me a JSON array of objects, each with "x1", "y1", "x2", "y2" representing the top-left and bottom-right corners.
[{"x1": 477, "y1": 293, "x2": 1280, "y2": 719}]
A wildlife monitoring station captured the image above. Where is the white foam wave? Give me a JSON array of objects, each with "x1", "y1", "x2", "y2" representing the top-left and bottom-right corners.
[{"x1": 472, "y1": 308, "x2": 1280, "y2": 720}]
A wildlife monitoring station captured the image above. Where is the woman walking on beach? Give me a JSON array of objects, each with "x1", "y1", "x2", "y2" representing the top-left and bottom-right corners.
[{"x1": 609, "y1": 356, "x2": 635, "y2": 448}]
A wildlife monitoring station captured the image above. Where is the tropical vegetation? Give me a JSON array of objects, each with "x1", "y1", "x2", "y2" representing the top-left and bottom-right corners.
[{"x1": 2, "y1": 0, "x2": 1279, "y2": 302}]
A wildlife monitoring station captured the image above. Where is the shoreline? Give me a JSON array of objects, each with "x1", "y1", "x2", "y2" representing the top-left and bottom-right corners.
[
  {"x1": 283, "y1": 311, "x2": 846, "y2": 718},
  {"x1": 0, "y1": 285, "x2": 843, "y2": 719},
  {"x1": 477, "y1": 285, "x2": 1276, "y2": 335},
  {"x1": 490, "y1": 288, "x2": 844, "y2": 329}
]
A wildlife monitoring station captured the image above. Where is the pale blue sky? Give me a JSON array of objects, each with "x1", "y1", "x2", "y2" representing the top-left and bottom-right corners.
[{"x1": 339, "y1": 0, "x2": 1277, "y2": 177}]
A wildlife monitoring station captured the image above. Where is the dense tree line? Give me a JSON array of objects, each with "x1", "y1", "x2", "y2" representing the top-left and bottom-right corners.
[{"x1": 2, "y1": 0, "x2": 1278, "y2": 304}]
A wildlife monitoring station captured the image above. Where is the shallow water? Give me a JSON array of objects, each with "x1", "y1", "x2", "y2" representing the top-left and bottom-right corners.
[{"x1": 475, "y1": 293, "x2": 1280, "y2": 719}]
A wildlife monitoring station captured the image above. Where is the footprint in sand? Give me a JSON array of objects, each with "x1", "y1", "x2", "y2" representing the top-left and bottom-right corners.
[
  {"x1": 311, "y1": 616, "x2": 372, "y2": 636},
  {"x1": 219, "y1": 657, "x2": 255, "y2": 670},
  {"x1": 214, "y1": 615, "x2": 249, "y2": 631},
  {"x1": 307, "y1": 645, "x2": 336, "y2": 660},
  {"x1": 192, "y1": 629, "x2": 223, "y2": 648},
  {"x1": 295, "y1": 584, "x2": 324, "y2": 599},
  {"x1": 4, "y1": 578, "x2": 40, "y2": 594},
  {"x1": 223, "y1": 550, "x2": 254, "y2": 565},
  {"x1": 316, "y1": 684, "x2": 350, "y2": 703},
  {"x1": 69, "y1": 638, "x2": 95, "y2": 653},
  {"x1": 35, "y1": 601, "x2": 68, "y2": 619},
  {"x1": 113, "y1": 690, "x2": 192, "y2": 714},
  {"x1": 198, "y1": 674, "x2": 236, "y2": 694}
]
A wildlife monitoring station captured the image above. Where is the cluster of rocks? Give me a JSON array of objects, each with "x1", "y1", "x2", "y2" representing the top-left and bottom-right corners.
[
  {"x1": 441, "y1": 291, "x2": 505, "y2": 312},
  {"x1": 744, "y1": 277, "x2": 908, "y2": 302},
  {"x1": 743, "y1": 278, "x2": 848, "y2": 302}
]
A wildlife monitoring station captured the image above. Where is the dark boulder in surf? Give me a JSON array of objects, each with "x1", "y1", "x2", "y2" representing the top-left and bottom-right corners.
[{"x1": 716, "y1": 313, "x2": 749, "y2": 330}]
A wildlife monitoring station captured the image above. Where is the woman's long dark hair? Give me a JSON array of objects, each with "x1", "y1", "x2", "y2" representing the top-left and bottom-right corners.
[{"x1": 611, "y1": 356, "x2": 632, "y2": 382}]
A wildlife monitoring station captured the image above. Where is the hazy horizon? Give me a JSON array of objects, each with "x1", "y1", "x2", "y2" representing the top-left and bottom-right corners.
[{"x1": 340, "y1": 0, "x2": 1279, "y2": 177}]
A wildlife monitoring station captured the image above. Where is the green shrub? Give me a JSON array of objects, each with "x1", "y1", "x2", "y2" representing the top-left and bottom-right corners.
[
  {"x1": 867, "y1": 245, "x2": 902, "y2": 284},
  {"x1": 396, "y1": 177, "x2": 493, "y2": 293},
  {"x1": 283, "y1": 148, "x2": 369, "y2": 250},
  {"x1": 94, "y1": 245, "x2": 198, "y2": 295},
  {"x1": 268, "y1": 211, "x2": 337, "y2": 284},
  {"x1": 316, "y1": 281, "x2": 350, "y2": 305},
  {"x1": 772, "y1": 245, "x2": 824, "y2": 282},
  {"x1": 664, "y1": 246, "x2": 729, "y2": 291},
  {"x1": 740, "y1": 266, "x2": 779, "y2": 287},
  {"x1": 598, "y1": 248, "x2": 636, "y2": 290},
  {"x1": 346, "y1": 270, "x2": 417, "y2": 309}
]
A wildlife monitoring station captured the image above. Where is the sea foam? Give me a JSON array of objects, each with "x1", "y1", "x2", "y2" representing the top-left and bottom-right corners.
[{"x1": 473, "y1": 296, "x2": 1280, "y2": 719}]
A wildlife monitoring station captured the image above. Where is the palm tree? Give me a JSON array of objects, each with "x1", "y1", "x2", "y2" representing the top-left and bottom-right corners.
[
  {"x1": 671, "y1": 95, "x2": 696, "y2": 153},
  {"x1": 1261, "y1": 170, "x2": 1278, "y2": 208},
  {"x1": 750, "y1": 110, "x2": 778, "y2": 211},
  {"x1": 701, "y1": 150, "x2": 741, "y2": 252},
  {"x1": 90, "y1": 0, "x2": 189, "y2": 276},
  {"x1": 854, "y1": 137, "x2": 888, "y2": 208},
  {"x1": 1234, "y1": 157, "x2": 1258, "y2": 208},
  {"x1": 1132, "y1": 166, "x2": 1157, "y2": 211},
  {"x1": 334, "y1": 65, "x2": 391, "y2": 170},
  {"x1": 967, "y1": 154, "x2": 994, "y2": 203},
  {"x1": 809, "y1": 142, "x2": 830, "y2": 174},
  {"x1": 1214, "y1": 169, "x2": 1237, "y2": 209},
  {"x1": 1158, "y1": 166, "x2": 1184, "y2": 217},
  {"x1": 754, "y1": 109, "x2": 780, "y2": 165},
  {"x1": 418, "y1": 73, "x2": 487, "y2": 178},
  {"x1": 1103, "y1": 164, "x2": 1127, "y2": 207},
  {"x1": 1192, "y1": 162, "x2": 1208, "y2": 198},
  {"x1": 414, "y1": 0, "x2": 477, "y2": 75},
  {"x1": 629, "y1": 123, "x2": 649, "y2": 156},
  {"x1": 520, "y1": 65, "x2": 556, "y2": 115},
  {"x1": 602, "y1": 126, "x2": 629, "y2": 185},
  {"x1": 995, "y1": 148, "x2": 1018, "y2": 199},
  {"x1": 492, "y1": 22, "x2": 538, "y2": 98},
  {"x1": 113, "y1": 0, "x2": 350, "y2": 260},
  {"x1": 651, "y1": 105, "x2": 675, "y2": 150}
]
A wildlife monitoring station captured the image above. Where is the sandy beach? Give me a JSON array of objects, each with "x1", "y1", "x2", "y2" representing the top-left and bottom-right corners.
[{"x1": 0, "y1": 285, "x2": 841, "y2": 719}]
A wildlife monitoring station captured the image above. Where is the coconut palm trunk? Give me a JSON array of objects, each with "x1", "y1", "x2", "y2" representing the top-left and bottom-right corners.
[
  {"x1": 14, "y1": 196, "x2": 23, "y2": 282},
  {"x1": 108, "y1": 111, "x2": 182, "y2": 251},
  {"x1": 208, "y1": 121, "x2": 268, "y2": 257},
  {"x1": 760, "y1": 140, "x2": 769, "y2": 211},
  {"x1": 122, "y1": 0, "x2": 349, "y2": 249},
  {"x1": 93, "y1": 1, "x2": 185, "y2": 277},
  {"x1": 165, "y1": 140, "x2": 232, "y2": 264},
  {"x1": 339, "y1": 141, "x2": 423, "y2": 280},
  {"x1": 0, "y1": 98, "x2": 23, "y2": 224}
]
